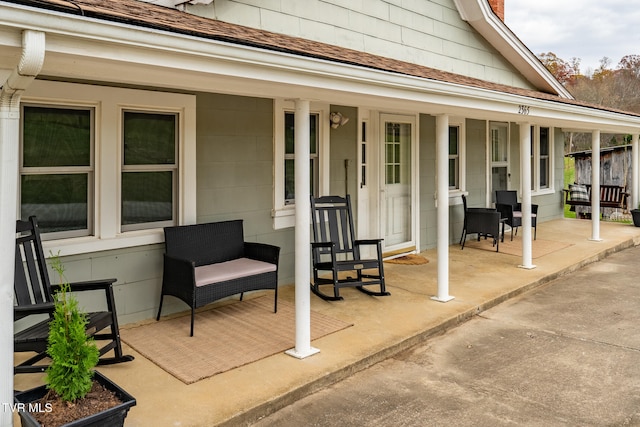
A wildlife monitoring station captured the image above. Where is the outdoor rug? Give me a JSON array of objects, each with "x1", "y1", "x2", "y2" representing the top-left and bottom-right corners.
[
  {"x1": 463, "y1": 237, "x2": 573, "y2": 258},
  {"x1": 385, "y1": 254, "x2": 429, "y2": 265},
  {"x1": 121, "y1": 296, "x2": 352, "y2": 384}
]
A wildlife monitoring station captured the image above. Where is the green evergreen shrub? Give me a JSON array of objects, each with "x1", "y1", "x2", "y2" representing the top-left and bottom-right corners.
[{"x1": 45, "y1": 254, "x2": 100, "y2": 402}]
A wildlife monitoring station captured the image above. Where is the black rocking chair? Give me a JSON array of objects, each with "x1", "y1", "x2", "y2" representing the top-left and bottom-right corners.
[
  {"x1": 14, "y1": 216, "x2": 134, "y2": 374},
  {"x1": 310, "y1": 195, "x2": 390, "y2": 301}
]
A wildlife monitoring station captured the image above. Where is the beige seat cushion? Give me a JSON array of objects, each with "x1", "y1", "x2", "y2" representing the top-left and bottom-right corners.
[
  {"x1": 195, "y1": 258, "x2": 276, "y2": 287},
  {"x1": 512, "y1": 211, "x2": 537, "y2": 218}
]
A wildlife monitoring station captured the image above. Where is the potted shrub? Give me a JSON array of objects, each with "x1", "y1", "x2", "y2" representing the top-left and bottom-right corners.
[
  {"x1": 14, "y1": 255, "x2": 136, "y2": 427},
  {"x1": 631, "y1": 206, "x2": 640, "y2": 227}
]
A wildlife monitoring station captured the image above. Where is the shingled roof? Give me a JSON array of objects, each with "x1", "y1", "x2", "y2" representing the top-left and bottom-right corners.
[{"x1": 5, "y1": 0, "x2": 640, "y2": 118}]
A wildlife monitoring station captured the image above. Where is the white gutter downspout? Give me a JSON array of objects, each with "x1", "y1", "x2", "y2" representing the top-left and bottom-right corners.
[{"x1": 0, "y1": 30, "x2": 45, "y2": 427}]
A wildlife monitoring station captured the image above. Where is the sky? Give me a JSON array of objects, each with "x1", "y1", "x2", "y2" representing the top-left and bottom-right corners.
[{"x1": 505, "y1": 0, "x2": 640, "y2": 73}]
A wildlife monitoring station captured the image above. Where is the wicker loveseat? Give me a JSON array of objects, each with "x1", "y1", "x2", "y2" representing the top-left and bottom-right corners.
[{"x1": 156, "y1": 220, "x2": 280, "y2": 336}]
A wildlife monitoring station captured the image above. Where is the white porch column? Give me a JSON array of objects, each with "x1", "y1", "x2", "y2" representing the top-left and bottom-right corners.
[
  {"x1": 431, "y1": 114, "x2": 454, "y2": 302},
  {"x1": 0, "y1": 30, "x2": 44, "y2": 427},
  {"x1": 519, "y1": 122, "x2": 534, "y2": 269},
  {"x1": 591, "y1": 130, "x2": 601, "y2": 241},
  {"x1": 286, "y1": 99, "x2": 319, "y2": 359},
  {"x1": 632, "y1": 133, "x2": 639, "y2": 211}
]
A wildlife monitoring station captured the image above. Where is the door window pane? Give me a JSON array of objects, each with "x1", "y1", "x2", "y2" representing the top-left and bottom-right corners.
[{"x1": 491, "y1": 125, "x2": 508, "y2": 162}]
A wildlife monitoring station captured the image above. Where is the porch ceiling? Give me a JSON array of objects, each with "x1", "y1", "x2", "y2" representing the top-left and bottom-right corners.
[{"x1": 1, "y1": 0, "x2": 640, "y2": 134}]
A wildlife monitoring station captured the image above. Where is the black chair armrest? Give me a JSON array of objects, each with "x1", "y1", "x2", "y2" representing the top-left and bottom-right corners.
[
  {"x1": 354, "y1": 239, "x2": 383, "y2": 246},
  {"x1": 51, "y1": 278, "x2": 117, "y2": 294},
  {"x1": 311, "y1": 242, "x2": 335, "y2": 249},
  {"x1": 466, "y1": 207, "x2": 496, "y2": 213},
  {"x1": 495, "y1": 203, "x2": 514, "y2": 218},
  {"x1": 14, "y1": 302, "x2": 55, "y2": 320},
  {"x1": 245, "y1": 242, "x2": 280, "y2": 265},
  {"x1": 163, "y1": 253, "x2": 196, "y2": 274}
]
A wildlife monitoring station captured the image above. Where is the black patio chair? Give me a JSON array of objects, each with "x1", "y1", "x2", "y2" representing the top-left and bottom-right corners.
[
  {"x1": 14, "y1": 216, "x2": 133, "y2": 374},
  {"x1": 495, "y1": 190, "x2": 538, "y2": 241},
  {"x1": 460, "y1": 195, "x2": 502, "y2": 252},
  {"x1": 310, "y1": 195, "x2": 390, "y2": 301}
]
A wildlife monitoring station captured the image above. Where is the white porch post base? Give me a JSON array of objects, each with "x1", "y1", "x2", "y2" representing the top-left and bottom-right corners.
[
  {"x1": 518, "y1": 264, "x2": 536, "y2": 270},
  {"x1": 588, "y1": 237, "x2": 603, "y2": 242},
  {"x1": 285, "y1": 346, "x2": 321, "y2": 359},
  {"x1": 431, "y1": 295, "x2": 455, "y2": 303}
]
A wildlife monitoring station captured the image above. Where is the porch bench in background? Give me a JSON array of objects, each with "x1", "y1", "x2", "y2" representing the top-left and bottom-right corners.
[
  {"x1": 157, "y1": 219, "x2": 280, "y2": 336},
  {"x1": 563, "y1": 183, "x2": 628, "y2": 212}
]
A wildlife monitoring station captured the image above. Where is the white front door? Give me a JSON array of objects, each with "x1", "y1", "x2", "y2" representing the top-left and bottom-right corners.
[{"x1": 380, "y1": 114, "x2": 416, "y2": 253}]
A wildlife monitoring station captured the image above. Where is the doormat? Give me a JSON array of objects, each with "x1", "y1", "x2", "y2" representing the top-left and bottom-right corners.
[{"x1": 121, "y1": 296, "x2": 352, "y2": 384}]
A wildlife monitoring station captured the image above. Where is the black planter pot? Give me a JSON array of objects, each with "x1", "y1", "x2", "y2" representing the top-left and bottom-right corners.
[
  {"x1": 632, "y1": 209, "x2": 640, "y2": 227},
  {"x1": 14, "y1": 371, "x2": 136, "y2": 427}
]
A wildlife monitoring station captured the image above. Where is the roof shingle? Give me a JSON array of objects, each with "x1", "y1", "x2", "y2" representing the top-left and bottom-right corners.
[{"x1": 5, "y1": 0, "x2": 640, "y2": 118}]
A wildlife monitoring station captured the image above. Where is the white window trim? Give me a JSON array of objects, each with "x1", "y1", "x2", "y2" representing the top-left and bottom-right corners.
[
  {"x1": 531, "y1": 125, "x2": 555, "y2": 196},
  {"x1": 448, "y1": 117, "x2": 466, "y2": 202},
  {"x1": 21, "y1": 80, "x2": 196, "y2": 256},
  {"x1": 272, "y1": 99, "x2": 330, "y2": 229}
]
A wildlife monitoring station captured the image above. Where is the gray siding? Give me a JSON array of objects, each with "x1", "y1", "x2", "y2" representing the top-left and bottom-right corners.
[
  {"x1": 419, "y1": 114, "x2": 436, "y2": 249},
  {"x1": 186, "y1": 0, "x2": 532, "y2": 89},
  {"x1": 195, "y1": 93, "x2": 295, "y2": 286}
]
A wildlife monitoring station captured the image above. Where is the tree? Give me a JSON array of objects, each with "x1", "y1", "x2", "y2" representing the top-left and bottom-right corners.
[
  {"x1": 538, "y1": 53, "x2": 640, "y2": 152},
  {"x1": 538, "y1": 52, "x2": 578, "y2": 85}
]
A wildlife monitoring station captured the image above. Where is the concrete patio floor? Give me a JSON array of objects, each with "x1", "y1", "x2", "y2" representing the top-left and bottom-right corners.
[{"x1": 13, "y1": 218, "x2": 640, "y2": 426}]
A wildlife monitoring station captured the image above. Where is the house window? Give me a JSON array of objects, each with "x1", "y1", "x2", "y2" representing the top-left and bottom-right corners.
[
  {"x1": 449, "y1": 126, "x2": 460, "y2": 190},
  {"x1": 530, "y1": 126, "x2": 552, "y2": 192},
  {"x1": 447, "y1": 119, "x2": 465, "y2": 196},
  {"x1": 284, "y1": 111, "x2": 319, "y2": 204},
  {"x1": 19, "y1": 81, "x2": 196, "y2": 255},
  {"x1": 539, "y1": 127, "x2": 550, "y2": 189},
  {"x1": 121, "y1": 111, "x2": 178, "y2": 231},
  {"x1": 273, "y1": 100, "x2": 329, "y2": 229},
  {"x1": 20, "y1": 105, "x2": 94, "y2": 238}
]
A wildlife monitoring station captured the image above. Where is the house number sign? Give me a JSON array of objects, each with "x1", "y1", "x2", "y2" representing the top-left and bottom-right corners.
[{"x1": 518, "y1": 105, "x2": 530, "y2": 115}]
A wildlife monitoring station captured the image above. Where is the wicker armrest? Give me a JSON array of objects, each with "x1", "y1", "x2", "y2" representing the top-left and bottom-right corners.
[
  {"x1": 244, "y1": 242, "x2": 280, "y2": 265},
  {"x1": 163, "y1": 253, "x2": 196, "y2": 274},
  {"x1": 495, "y1": 203, "x2": 514, "y2": 216}
]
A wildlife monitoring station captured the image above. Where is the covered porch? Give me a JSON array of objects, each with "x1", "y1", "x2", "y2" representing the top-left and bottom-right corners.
[
  {"x1": 4, "y1": 2, "x2": 640, "y2": 424},
  {"x1": 14, "y1": 218, "x2": 640, "y2": 426}
]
